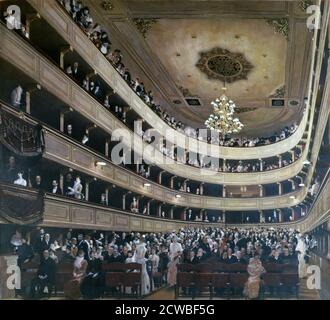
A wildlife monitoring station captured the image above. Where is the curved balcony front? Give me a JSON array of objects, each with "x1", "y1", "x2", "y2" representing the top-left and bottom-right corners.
[
  {"x1": 0, "y1": 25, "x2": 308, "y2": 186},
  {"x1": 26, "y1": 0, "x2": 308, "y2": 160}
]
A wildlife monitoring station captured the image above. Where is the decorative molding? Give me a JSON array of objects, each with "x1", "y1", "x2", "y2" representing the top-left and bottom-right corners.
[
  {"x1": 270, "y1": 85, "x2": 286, "y2": 98},
  {"x1": 299, "y1": 0, "x2": 313, "y2": 12},
  {"x1": 178, "y1": 86, "x2": 198, "y2": 98},
  {"x1": 266, "y1": 18, "x2": 289, "y2": 40},
  {"x1": 133, "y1": 18, "x2": 157, "y2": 39},
  {"x1": 236, "y1": 107, "x2": 258, "y2": 114},
  {"x1": 101, "y1": 0, "x2": 114, "y2": 11},
  {"x1": 196, "y1": 48, "x2": 254, "y2": 83}
]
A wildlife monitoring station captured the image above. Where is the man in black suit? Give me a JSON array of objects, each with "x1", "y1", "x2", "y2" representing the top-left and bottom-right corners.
[
  {"x1": 50, "y1": 180, "x2": 62, "y2": 195},
  {"x1": 30, "y1": 250, "x2": 56, "y2": 297},
  {"x1": 227, "y1": 248, "x2": 238, "y2": 264},
  {"x1": 66, "y1": 62, "x2": 82, "y2": 83},
  {"x1": 17, "y1": 238, "x2": 34, "y2": 268},
  {"x1": 31, "y1": 175, "x2": 45, "y2": 192},
  {"x1": 188, "y1": 250, "x2": 198, "y2": 265},
  {"x1": 79, "y1": 234, "x2": 92, "y2": 261},
  {"x1": 267, "y1": 249, "x2": 282, "y2": 264},
  {"x1": 40, "y1": 233, "x2": 51, "y2": 255}
]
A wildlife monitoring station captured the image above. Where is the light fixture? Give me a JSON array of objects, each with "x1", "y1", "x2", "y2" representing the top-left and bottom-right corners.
[
  {"x1": 144, "y1": 183, "x2": 151, "y2": 187},
  {"x1": 299, "y1": 183, "x2": 305, "y2": 187},
  {"x1": 95, "y1": 161, "x2": 107, "y2": 167},
  {"x1": 303, "y1": 160, "x2": 311, "y2": 165},
  {"x1": 290, "y1": 196, "x2": 296, "y2": 199},
  {"x1": 205, "y1": 86, "x2": 244, "y2": 135},
  {"x1": 175, "y1": 194, "x2": 182, "y2": 199}
]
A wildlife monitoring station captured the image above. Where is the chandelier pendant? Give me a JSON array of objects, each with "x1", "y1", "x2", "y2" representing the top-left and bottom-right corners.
[{"x1": 205, "y1": 86, "x2": 244, "y2": 135}]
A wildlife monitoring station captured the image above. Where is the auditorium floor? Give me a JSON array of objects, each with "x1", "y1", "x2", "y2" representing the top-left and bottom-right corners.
[{"x1": 8, "y1": 278, "x2": 320, "y2": 300}]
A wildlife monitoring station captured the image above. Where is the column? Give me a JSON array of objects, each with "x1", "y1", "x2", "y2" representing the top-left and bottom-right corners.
[
  {"x1": 122, "y1": 193, "x2": 127, "y2": 210},
  {"x1": 170, "y1": 207, "x2": 174, "y2": 219},
  {"x1": 259, "y1": 185, "x2": 263, "y2": 197},
  {"x1": 183, "y1": 179, "x2": 189, "y2": 192},
  {"x1": 289, "y1": 179, "x2": 296, "y2": 191},
  {"x1": 291, "y1": 150, "x2": 295, "y2": 162},
  {"x1": 25, "y1": 84, "x2": 41, "y2": 114},
  {"x1": 59, "y1": 173, "x2": 64, "y2": 194},
  {"x1": 223, "y1": 159, "x2": 227, "y2": 172},
  {"x1": 259, "y1": 159, "x2": 264, "y2": 171},
  {"x1": 278, "y1": 210, "x2": 282, "y2": 223},
  {"x1": 25, "y1": 13, "x2": 41, "y2": 39},
  {"x1": 147, "y1": 200, "x2": 152, "y2": 215},
  {"x1": 170, "y1": 176, "x2": 176, "y2": 189},
  {"x1": 200, "y1": 183, "x2": 204, "y2": 195},
  {"x1": 105, "y1": 139, "x2": 110, "y2": 157},
  {"x1": 222, "y1": 185, "x2": 226, "y2": 198},
  {"x1": 291, "y1": 208, "x2": 295, "y2": 221},
  {"x1": 60, "y1": 45, "x2": 73, "y2": 70},
  {"x1": 85, "y1": 182, "x2": 89, "y2": 202},
  {"x1": 222, "y1": 212, "x2": 226, "y2": 223},
  {"x1": 105, "y1": 188, "x2": 109, "y2": 206},
  {"x1": 158, "y1": 171, "x2": 165, "y2": 184},
  {"x1": 277, "y1": 182, "x2": 282, "y2": 195},
  {"x1": 278, "y1": 155, "x2": 282, "y2": 168},
  {"x1": 259, "y1": 211, "x2": 263, "y2": 223},
  {"x1": 158, "y1": 204, "x2": 162, "y2": 217},
  {"x1": 60, "y1": 112, "x2": 65, "y2": 133}
]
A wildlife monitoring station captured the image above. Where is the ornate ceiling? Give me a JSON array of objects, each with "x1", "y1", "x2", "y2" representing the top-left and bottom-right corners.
[{"x1": 87, "y1": 0, "x2": 312, "y2": 136}]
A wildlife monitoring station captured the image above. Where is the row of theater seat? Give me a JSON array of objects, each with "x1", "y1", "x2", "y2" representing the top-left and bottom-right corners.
[
  {"x1": 20, "y1": 261, "x2": 161, "y2": 299},
  {"x1": 177, "y1": 262, "x2": 297, "y2": 273},
  {"x1": 176, "y1": 272, "x2": 300, "y2": 300}
]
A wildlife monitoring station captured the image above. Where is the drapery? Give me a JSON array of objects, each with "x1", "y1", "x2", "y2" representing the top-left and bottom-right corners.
[
  {"x1": 0, "y1": 183, "x2": 44, "y2": 225},
  {"x1": 0, "y1": 108, "x2": 44, "y2": 158}
]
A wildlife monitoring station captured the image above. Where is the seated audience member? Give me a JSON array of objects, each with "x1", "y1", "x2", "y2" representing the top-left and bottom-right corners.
[
  {"x1": 51, "y1": 180, "x2": 62, "y2": 195},
  {"x1": 130, "y1": 197, "x2": 139, "y2": 214},
  {"x1": 66, "y1": 62, "x2": 82, "y2": 82},
  {"x1": 14, "y1": 172, "x2": 27, "y2": 187},
  {"x1": 31, "y1": 175, "x2": 45, "y2": 191},
  {"x1": 3, "y1": 156, "x2": 19, "y2": 183},
  {"x1": 67, "y1": 176, "x2": 84, "y2": 200},
  {"x1": 10, "y1": 85, "x2": 24, "y2": 109},
  {"x1": 17, "y1": 238, "x2": 34, "y2": 268},
  {"x1": 267, "y1": 248, "x2": 282, "y2": 264},
  {"x1": 30, "y1": 250, "x2": 56, "y2": 297}
]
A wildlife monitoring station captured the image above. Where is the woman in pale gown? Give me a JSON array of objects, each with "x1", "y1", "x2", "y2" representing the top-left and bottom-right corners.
[
  {"x1": 296, "y1": 234, "x2": 308, "y2": 279},
  {"x1": 64, "y1": 250, "x2": 88, "y2": 299},
  {"x1": 167, "y1": 236, "x2": 183, "y2": 287},
  {"x1": 244, "y1": 254, "x2": 265, "y2": 299},
  {"x1": 133, "y1": 236, "x2": 150, "y2": 296},
  {"x1": 149, "y1": 248, "x2": 160, "y2": 290}
]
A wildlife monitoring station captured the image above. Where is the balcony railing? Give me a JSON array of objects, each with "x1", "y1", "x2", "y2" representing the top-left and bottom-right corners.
[
  {"x1": 0, "y1": 23, "x2": 310, "y2": 186},
  {"x1": 1, "y1": 101, "x2": 309, "y2": 211},
  {"x1": 25, "y1": 0, "x2": 309, "y2": 160}
]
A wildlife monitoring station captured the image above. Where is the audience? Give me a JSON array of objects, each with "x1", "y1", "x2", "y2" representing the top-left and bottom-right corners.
[
  {"x1": 57, "y1": 0, "x2": 300, "y2": 149},
  {"x1": 13, "y1": 225, "x2": 314, "y2": 299}
]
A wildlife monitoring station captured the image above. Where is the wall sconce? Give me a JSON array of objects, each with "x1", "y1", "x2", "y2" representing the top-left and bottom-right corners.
[
  {"x1": 175, "y1": 194, "x2": 182, "y2": 199},
  {"x1": 144, "y1": 183, "x2": 151, "y2": 187},
  {"x1": 289, "y1": 196, "x2": 296, "y2": 200}
]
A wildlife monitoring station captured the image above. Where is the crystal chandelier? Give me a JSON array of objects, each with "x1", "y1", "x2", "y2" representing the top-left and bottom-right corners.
[{"x1": 205, "y1": 87, "x2": 244, "y2": 135}]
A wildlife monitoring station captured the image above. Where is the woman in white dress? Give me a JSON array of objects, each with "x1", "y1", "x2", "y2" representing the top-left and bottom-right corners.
[
  {"x1": 68, "y1": 176, "x2": 84, "y2": 200},
  {"x1": 133, "y1": 236, "x2": 150, "y2": 296},
  {"x1": 167, "y1": 235, "x2": 183, "y2": 286},
  {"x1": 149, "y1": 248, "x2": 160, "y2": 291},
  {"x1": 296, "y1": 234, "x2": 308, "y2": 278}
]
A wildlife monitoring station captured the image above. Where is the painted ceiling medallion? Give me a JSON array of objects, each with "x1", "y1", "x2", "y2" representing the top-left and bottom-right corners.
[{"x1": 196, "y1": 48, "x2": 254, "y2": 83}]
